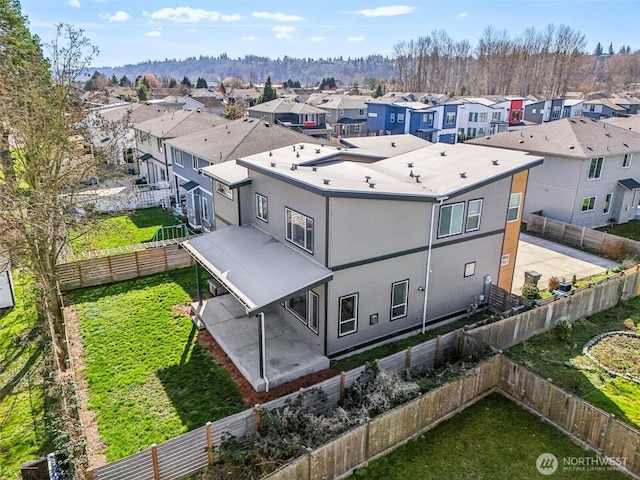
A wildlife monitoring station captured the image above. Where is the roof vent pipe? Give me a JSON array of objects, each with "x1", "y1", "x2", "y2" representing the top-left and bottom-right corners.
[
  {"x1": 270, "y1": 162, "x2": 276, "y2": 167},
  {"x1": 440, "y1": 151, "x2": 446, "y2": 156},
  {"x1": 415, "y1": 175, "x2": 421, "y2": 183},
  {"x1": 491, "y1": 160, "x2": 499, "y2": 166},
  {"x1": 365, "y1": 176, "x2": 371, "y2": 183},
  {"x1": 369, "y1": 182, "x2": 376, "y2": 188},
  {"x1": 323, "y1": 179, "x2": 330, "y2": 185},
  {"x1": 460, "y1": 172, "x2": 467, "y2": 178}
]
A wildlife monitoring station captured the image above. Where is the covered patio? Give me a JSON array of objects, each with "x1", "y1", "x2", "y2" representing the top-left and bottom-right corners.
[{"x1": 182, "y1": 225, "x2": 333, "y2": 392}]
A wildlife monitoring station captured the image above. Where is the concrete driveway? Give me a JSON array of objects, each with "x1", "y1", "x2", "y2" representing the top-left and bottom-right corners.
[{"x1": 512, "y1": 233, "x2": 619, "y2": 295}]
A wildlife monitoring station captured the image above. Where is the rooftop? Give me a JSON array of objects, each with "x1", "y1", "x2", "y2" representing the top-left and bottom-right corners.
[
  {"x1": 248, "y1": 98, "x2": 326, "y2": 114},
  {"x1": 133, "y1": 109, "x2": 229, "y2": 139}
]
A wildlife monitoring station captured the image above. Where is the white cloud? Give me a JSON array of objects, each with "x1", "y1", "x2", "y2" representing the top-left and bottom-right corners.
[
  {"x1": 146, "y1": 7, "x2": 240, "y2": 23},
  {"x1": 242, "y1": 36, "x2": 259, "y2": 41},
  {"x1": 99, "y1": 11, "x2": 131, "y2": 22},
  {"x1": 348, "y1": 35, "x2": 366, "y2": 43},
  {"x1": 310, "y1": 36, "x2": 325, "y2": 42},
  {"x1": 355, "y1": 6, "x2": 415, "y2": 17},
  {"x1": 67, "y1": 0, "x2": 80, "y2": 7},
  {"x1": 252, "y1": 11, "x2": 303, "y2": 22},
  {"x1": 458, "y1": 12, "x2": 468, "y2": 17},
  {"x1": 145, "y1": 30, "x2": 161, "y2": 37},
  {"x1": 272, "y1": 25, "x2": 296, "y2": 39}
]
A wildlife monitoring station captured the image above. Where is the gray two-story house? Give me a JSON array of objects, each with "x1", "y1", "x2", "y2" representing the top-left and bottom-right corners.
[
  {"x1": 248, "y1": 97, "x2": 331, "y2": 139},
  {"x1": 469, "y1": 118, "x2": 640, "y2": 227},
  {"x1": 314, "y1": 95, "x2": 373, "y2": 138},
  {"x1": 182, "y1": 140, "x2": 542, "y2": 391}
]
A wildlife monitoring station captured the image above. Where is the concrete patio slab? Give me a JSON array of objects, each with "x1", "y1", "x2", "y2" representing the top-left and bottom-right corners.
[
  {"x1": 193, "y1": 295, "x2": 329, "y2": 392},
  {"x1": 513, "y1": 233, "x2": 618, "y2": 294}
]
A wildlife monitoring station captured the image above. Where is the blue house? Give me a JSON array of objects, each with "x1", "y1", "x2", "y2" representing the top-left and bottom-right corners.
[{"x1": 366, "y1": 99, "x2": 409, "y2": 135}]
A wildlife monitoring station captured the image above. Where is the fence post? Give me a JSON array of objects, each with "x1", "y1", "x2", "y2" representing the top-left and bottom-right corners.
[
  {"x1": 435, "y1": 335, "x2": 441, "y2": 366},
  {"x1": 86, "y1": 468, "x2": 94, "y2": 480},
  {"x1": 298, "y1": 387, "x2": 305, "y2": 405},
  {"x1": 405, "y1": 346, "x2": 412, "y2": 369},
  {"x1": 151, "y1": 444, "x2": 160, "y2": 480},
  {"x1": 206, "y1": 421, "x2": 214, "y2": 465},
  {"x1": 542, "y1": 216, "x2": 547, "y2": 236},
  {"x1": 163, "y1": 246, "x2": 169, "y2": 271},
  {"x1": 107, "y1": 255, "x2": 114, "y2": 282},
  {"x1": 253, "y1": 404, "x2": 261, "y2": 430},
  {"x1": 580, "y1": 226, "x2": 585, "y2": 247},
  {"x1": 339, "y1": 372, "x2": 346, "y2": 402}
]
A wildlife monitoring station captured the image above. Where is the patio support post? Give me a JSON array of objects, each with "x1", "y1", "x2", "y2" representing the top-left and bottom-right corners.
[
  {"x1": 258, "y1": 312, "x2": 269, "y2": 392},
  {"x1": 195, "y1": 262, "x2": 203, "y2": 308}
]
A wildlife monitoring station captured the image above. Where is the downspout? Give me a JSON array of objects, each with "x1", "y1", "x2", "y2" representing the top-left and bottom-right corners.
[
  {"x1": 258, "y1": 312, "x2": 269, "y2": 392},
  {"x1": 422, "y1": 197, "x2": 448, "y2": 334}
]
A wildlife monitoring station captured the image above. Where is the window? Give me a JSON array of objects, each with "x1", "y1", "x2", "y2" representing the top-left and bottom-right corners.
[
  {"x1": 339, "y1": 293, "x2": 358, "y2": 336},
  {"x1": 309, "y1": 291, "x2": 319, "y2": 333},
  {"x1": 551, "y1": 106, "x2": 562, "y2": 119},
  {"x1": 256, "y1": 194, "x2": 268, "y2": 222},
  {"x1": 174, "y1": 149, "x2": 183, "y2": 166},
  {"x1": 445, "y1": 112, "x2": 456, "y2": 124},
  {"x1": 390, "y1": 280, "x2": 409, "y2": 320},
  {"x1": 438, "y1": 202, "x2": 464, "y2": 237},
  {"x1": 469, "y1": 112, "x2": 478, "y2": 122},
  {"x1": 467, "y1": 127, "x2": 477, "y2": 138},
  {"x1": 501, "y1": 254, "x2": 510, "y2": 266},
  {"x1": 507, "y1": 193, "x2": 522, "y2": 222},
  {"x1": 588, "y1": 157, "x2": 603, "y2": 180},
  {"x1": 422, "y1": 114, "x2": 430, "y2": 122},
  {"x1": 492, "y1": 111, "x2": 501, "y2": 121},
  {"x1": 304, "y1": 113, "x2": 315, "y2": 123},
  {"x1": 157, "y1": 138, "x2": 163, "y2": 153},
  {"x1": 623, "y1": 153, "x2": 632, "y2": 168},
  {"x1": 358, "y1": 109, "x2": 365, "y2": 117},
  {"x1": 326, "y1": 110, "x2": 331, "y2": 117},
  {"x1": 603, "y1": 193, "x2": 612, "y2": 214},
  {"x1": 582, "y1": 196, "x2": 596, "y2": 212},
  {"x1": 339, "y1": 109, "x2": 344, "y2": 116},
  {"x1": 466, "y1": 199, "x2": 483, "y2": 231},
  {"x1": 464, "y1": 262, "x2": 476, "y2": 277},
  {"x1": 201, "y1": 197, "x2": 209, "y2": 222},
  {"x1": 390, "y1": 113, "x2": 396, "y2": 123},
  {"x1": 354, "y1": 124, "x2": 361, "y2": 134},
  {"x1": 397, "y1": 113, "x2": 405, "y2": 123},
  {"x1": 588, "y1": 104, "x2": 596, "y2": 112},
  {"x1": 286, "y1": 207, "x2": 313, "y2": 253},
  {"x1": 479, "y1": 112, "x2": 488, "y2": 122},
  {"x1": 192, "y1": 155, "x2": 199, "y2": 171},
  {"x1": 215, "y1": 181, "x2": 233, "y2": 199},
  {"x1": 285, "y1": 291, "x2": 319, "y2": 333},
  {"x1": 478, "y1": 127, "x2": 486, "y2": 137}
]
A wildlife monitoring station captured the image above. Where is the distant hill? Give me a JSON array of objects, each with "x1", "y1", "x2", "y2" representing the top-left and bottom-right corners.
[{"x1": 95, "y1": 54, "x2": 396, "y2": 87}]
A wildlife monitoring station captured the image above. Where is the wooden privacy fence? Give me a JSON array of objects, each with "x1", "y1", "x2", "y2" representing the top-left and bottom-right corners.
[
  {"x1": 468, "y1": 267, "x2": 640, "y2": 351},
  {"x1": 527, "y1": 213, "x2": 640, "y2": 256},
  {"x1": 499, "y1": 356, "x2": 640, "y2": 477},
  {"x1": 57, "y1": 242, "x2": 195, "y2": 291}
]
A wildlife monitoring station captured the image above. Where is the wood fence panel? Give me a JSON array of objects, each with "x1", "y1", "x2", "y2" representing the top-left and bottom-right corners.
[
  {"x1": 310, "y1": 424, "x2": 368, "y2": 480},
  {"x1": 367, "y1": 399, "x2": 419, "y2": 458},
  {"x1": 604, "y1": 420, "x2": 640, "y2": 473},
  {"x1": 265, "y1": 455, "x2": 309, "y2": 480}
]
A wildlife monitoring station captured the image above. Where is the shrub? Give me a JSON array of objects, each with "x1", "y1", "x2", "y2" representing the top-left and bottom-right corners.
[
  {"x1": 623, "y1": 318, "x2": 636, "y2": 331},
  {"x1": 521, "y1": 284, "x2": 540, "y2": 300},
  {"x1": 555, "y1": 320, "x2": 573, "y2": 342},
  {"x1": 548, "y1": 276, "x2": 560, "y2": 291}
]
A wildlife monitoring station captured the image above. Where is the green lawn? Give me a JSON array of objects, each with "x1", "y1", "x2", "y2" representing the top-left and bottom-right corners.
[
  {"x1": 67, "y1": 268, "x2": 244, "y2": 461},
  {"x1": 353, "y1": 393, "x2": 629, "y2": 480},
  {"x1": 0, "y1": 275, "x2": 52, "y2": 479},
  {"x1": 600, "y1": 219, "x2": 640, "y2": 242},
  {"x1": 70, "y1": 207, "x2": 182, "y2": 253},
  {"x1": 506, "y1": 297, "x2": 640, "y2": 429}
]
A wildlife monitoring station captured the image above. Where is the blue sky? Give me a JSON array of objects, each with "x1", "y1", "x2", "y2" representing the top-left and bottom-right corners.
[{"x1": 20, "y1": 0, "x2": 640, "y2": 67}]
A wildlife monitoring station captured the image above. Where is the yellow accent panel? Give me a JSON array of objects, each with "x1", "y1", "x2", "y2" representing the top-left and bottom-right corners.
[{"x1": 498, "y1": 170, "x2": 529, "y2": 291}]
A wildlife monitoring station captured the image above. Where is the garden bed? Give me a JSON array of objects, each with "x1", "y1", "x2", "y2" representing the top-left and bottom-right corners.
[{"x1": 584, "y1": 331, "x2": 640, "y2": 381}]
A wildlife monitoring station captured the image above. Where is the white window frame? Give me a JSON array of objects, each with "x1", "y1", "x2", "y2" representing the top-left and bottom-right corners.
[
  {"x1": 479, "y1": 112, "x2": 488, "y2": 122},
  {"x1": 446, "y1": 112, "x2": 456, "y2": 124},
  {"x1": 390, "y1": 280, "x2": 409, "y2": 320},
  {"x1": 492, "y1": 111, "x2": 501, "y2": 121},
  {"x1": 174, "y1": 148, "x2": 183, "y2": 167},
  {"x1": 256, "y1": 193, "x2": 268, "y2": 222},
  {"x1": 157, "y1": 138, "x2": 163, "y2": 153},
  {"x1": 285, "y1": 207, "x2": 313, "y2": 253},
  {"x1": 507, "y1": 193, "x2": 522, "y2": 222},
  {"x1": 338, "y1": 293, "x2": 358, "y2": 336},
  {"x1": 354, "y1": 124, "x2": 361, "y2": 134},
  {"x1": 582, "y1": 196, "x2": 596, "y2": 212},
  {"x1": 397, "y1": 113, "x2": 405, "y2": 123},
  {"x1": 623, "y1": 153, "x2": 632, "y2": 168},
  {"x1": 464, "y1": 262, "x2": 476, "y2": 277},
  {"x1": 285, "y1": 291, "x2": 318, "y2": 333},
  {"x1": 192, "y1": 154, "x2": 199, "y2": 171},
  {"x1": 603, "y1": 193, "x2": 613, "y2": 214},
  {"x1": 438, "y1": 202, "x2": 464, "y2": 238},
  {"x1": 390, "y1": 113, "x2": 396, "y2": 123},
  {"x1": 422, "y1": 113, "x2": 430, "y2": 122},
  {"x1": 358, "y1": 108, "x2": 365, "y2": 117},
  {"x1": 215, "y1": 181, "x2": 233, "y2": 199},
  {"x1": 587, "y1": 157, "x2": 603, "y2": 180},
  {"x1": 466, "y1": 199, "x2": 483, "y2": 232},
  {"x1": 201, "y1": 196, "x2": 209, "y2": 222},
  {"x1": 469, "y1": 112, "x2": 478, "y2": 122}
]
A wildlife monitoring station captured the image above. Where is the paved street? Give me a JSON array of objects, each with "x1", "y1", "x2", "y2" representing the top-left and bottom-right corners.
[{"x1": 512, "y1": 233, "x2": 619, "y2": 294}]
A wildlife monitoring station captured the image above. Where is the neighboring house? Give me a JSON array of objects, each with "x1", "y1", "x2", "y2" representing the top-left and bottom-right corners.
[
  {"x1": 183, "y1": 96, "x2": 225, "y2": 116},
  {"x1": 610, "y1": 95, "x2": 640, "y2": 115},
  {"x1": 315, "y1": 95, "x2": 373, "y2": 138},
  {"x1": 227, "y1": 88, "x2": 259, "y2": 106},
  {"x1": 248, "y1": 98, "x2": 331, "y2": 139},
  {"x1": 183, "y1": 140, "x2": 542, "y2": 390},
  {"x1": 582, "y1": 98, "x2": 627, "y2": 119},
  {"x1": 133, "y1": 109, "x2": 228, "y2": 189},
  {"x1": 164, "y1": 118, "x2": 325, "y2": 231},
  {"x1": 468, "y1": 118, "x2": 640, "y2": 228},
  {"x1": 449, "y1": 98, "x2": 508, "y2": 140},
  {"x1": 524, "y1": 98, "x2": 584, "y2": 124},
  {"x1": 602, "y1": 115, "x2": 640, "y2": 134},
  {"x1": 492, "y1": 96, "x2": 525, "y2": 127},
  {"x1": 366, "y1": 98, "x2": 412, "y2": 136}
]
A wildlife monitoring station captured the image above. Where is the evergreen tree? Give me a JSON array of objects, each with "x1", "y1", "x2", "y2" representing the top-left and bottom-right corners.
[
  {"x1": 608, "y1": 42, "x2": 614, "y2": 55},
  {"x1": 196, "y1": 77, "x2": 208, "y2": 88},
  {"x1": 119, "y1": 75, "x2": 131, "y2": 87},
  {"x1": 181, "y1": 75, "x2": 192, "y2": 88},
  {"x1": 594, "y1": 42, "x2": 603, "y2": 56},
  {"x1": 109, "y1": 73, "x2": 118, "y2": 85},
  {"x1": 136, "y1": 85, "x2": 148, "y2": 101},
  {"x1": 256, "y1": 75, "x2": 277, "y2": 104},
  {"x1": 168, "y1": 78, "x2": 177, "y2": 88}
]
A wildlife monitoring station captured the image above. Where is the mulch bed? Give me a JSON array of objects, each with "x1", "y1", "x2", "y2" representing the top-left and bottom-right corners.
[{"x1": 196, "y1": 329, "x2": 339, "y2": 406}]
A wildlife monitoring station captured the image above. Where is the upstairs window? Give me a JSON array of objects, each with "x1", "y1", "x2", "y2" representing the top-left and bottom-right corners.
[
  {"x1": 492, "y1": 111, "x2": 501, "y2": 121},
  {"x1": 445, "y1": 112, "x2": 456, "y2": 124},
  {"x1": 390, "y1": 113, "x2": 396, "y2": 123},
  {"x1": 438, "y1": 202, "x2": 464, "y2": 237},
  {"x1": 466, "y1": 199, "x2": 483, "y2": 232},
  {"x1": 215, "y1": 181, "x2": 233, "y2": 199},
  {"x1": 582, "y1": 196, "x2": 596, "y2": 212},
  {"x1": 507, "y1": 193, "x2": 522, "y2": 222},
  {"x1": 397, "y1": 113, "x2": 405, "y2": 123},
  {"x1": 623, "y1": 153, "x2": 632, "y2": 168},
  {"x1": 588, "y1": 157, "x2": 603, "y2": 180},
  {"x1": 174, "y1": 149, "x2": 183, "y2": 166},
  {"x1": 285, "y1": 207, "x2": 313, "y2": 253},
  {"x1": 157, "y1": 138, "x2": 163, "y2": 153},
  {"x1": 479, "y1": 112, "x2": 488, "y2": 122},
  {"x1": 256, "y1": 194, "x2": 268, "y2": 222}
]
